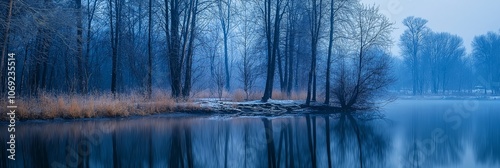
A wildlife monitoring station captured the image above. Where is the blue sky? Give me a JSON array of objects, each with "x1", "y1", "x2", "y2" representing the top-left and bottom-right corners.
[{"x1": 360, "y1": 0, "x2": 500, "y2": 56}]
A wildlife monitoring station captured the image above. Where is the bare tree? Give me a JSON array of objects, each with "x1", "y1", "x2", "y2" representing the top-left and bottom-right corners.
[
  {"x1": 182, "y1": 0, "x2": 200, "y2": 98},
  {"x1": 237, "y1": 50, "x2": 258, "y2": 100},
  {"x1": 422, "y1": 32, "x2": 465, "y2": 94},
  {"x1": 108, "y1": 0, "x2": 122, "y2": 95},
  {"x1": 333, "y1": 5, "x2": 394, "y2": 109},
  {"x1": 472, "y1": 31, "x2": 500, "y2": 94},
  {"x1": 324, "y1": 0, "x2": 335, "y2": 105},
  {"x1": 216, "y1": 0, "x2": 232, "y2": 91},
  {"x1": 213, "y1": 58, "x2": 226, "y2": 100},
  {"x1": 283, "y1": 0, "x2": 298, "y2": 96},
  {"x1": 237, "y1": 1, "x2": 258, "y2": 100},
  {"x1": 75, "y1": 0, "x2": 86, "y2": 93},
  {"x1": 261, "y1": 0, "x2": 287, "y2": 102},
  {"x1": 84, "y1": 0, "x2": 98, "y2": 92},
  {"x1": 164, "y1": 0, "x2": 200, "y2": 98},
  {"x1": 30, "y1": 0, "x2": 56, "y2": 93},
  {"x1": 305, "y1": 0, "x2": 324, "y2": 105},
  {"x1": 400, "y1": 16, "x2": 428, "y2": 95},
  {"x1": 146, "y1": 0, "x2": 153, "y2": 98},
  {"x1": 324, "y1": 0, "x2": 352, "y2": 105}
]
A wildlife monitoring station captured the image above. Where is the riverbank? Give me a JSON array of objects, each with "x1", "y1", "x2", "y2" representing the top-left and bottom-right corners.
[
  {"x1": 0, "y1": 92, "x2": 200, "y2": 121},
  {"x1": 0, "y1": 91, "x2": 338, "y2": 121}
]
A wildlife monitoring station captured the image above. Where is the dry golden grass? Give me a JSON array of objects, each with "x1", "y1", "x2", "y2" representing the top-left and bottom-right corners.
[
  {"x1": 67, "y1": 99, "x2": 82, "y2": 118},
  {"x1": 0, "y1": 90, "x2": 213, "y2": 121},
  {"x1": 15, "y1": 99, "x2": 35, "y2": 120},
  {"x1": 290, "y1": 90, "x2": 308, "y2": 100},
  {"x1": 232, "y1": 89, "x2": 247, "y2": 102},
  {"x1": 148, "y1": 92, "x2": 176, "y2": 112},
  {"x1": 255, "y1": 89, "x2": 308, "y2": 100},
  {"x1": 247, "y1": 91, "x2": 263, "y2": 100},
  {"x1": 271, "y1": 89, "x2": 287, "y2": 100}
]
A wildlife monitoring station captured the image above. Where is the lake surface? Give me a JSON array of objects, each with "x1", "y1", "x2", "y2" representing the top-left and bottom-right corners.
[{"x1": 1, "y1": 100, "x2": 499, "y2": 168}]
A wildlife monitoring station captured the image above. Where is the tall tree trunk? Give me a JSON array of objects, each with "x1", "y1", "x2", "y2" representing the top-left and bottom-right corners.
[
  {"x1": 223, "y1": 31, "x2": 230, "y2": 91},
  {"x1": 412, "y1": 52, "x2": 418, "y2": 95},
  {"x1": 325, "y1": 0, "x2": 335, "y2": 104},
  {"x1": 85, "y1": 0, "x2": 98, "y2": 91},
  {"x1": 278, "y1": 47, "x2": 285, "y2": 92},
  {"x1": 41, "y1": 55, "x2": 48, "y2": 90},
  {"x1": 283, "y1": 36, "x2": 289, "y2": 93},
  {"x1": 109, "y1": 0, "x2": 121, "y2": 95},
  {"x1": 312, "y1": 70, "x2": 317, "y2": 101},
  {"x1": 262, "y1": 0, "x2": 273, "y2": 102},
  {"x1": 182, "y1": 0, "x2": 198, "y2": 98},
  {"x1": 19, "y1": 46, "x2": 28, "y2": 96},
  {"x1": 306, "y1": 0, "x2": 322, "y2": 105},
  {"x1": 216, "y1": 0, "x2": 232, "y2": 91},
  {"x1": 147, "y1": 0, "x2": 153, "y2": 98},
  {"x1": 284, "y1": 0, "x2": 298, "y2": 97},
  {"x1": 166, "y1": 0, "x2": 182, "y2": 98},
  {"x1": 306, "y1": 41, "x2": 317, "y2": 105},
  {"x1": 262, "y1": 0, "x2": 281, "y2": 102},
  {"x1": 76, "y1": 0, "x2": 85, "y2": 93},
  {"x1": 270, "y1": 0, "x2": 281, "y2": 99},
  {"x1": 286, "y1": 20, "x2": 295, "y2": 95}
]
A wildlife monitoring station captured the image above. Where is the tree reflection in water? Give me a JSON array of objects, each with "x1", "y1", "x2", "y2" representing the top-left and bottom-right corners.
[
  {"x1": 0, "y1": 114, "x2": 392, "y2": 168},
  {"x1": 400, "y1": 101, "x2": 469, "y2": 168},
  {"x1": 331, "y1": 112, "x2": 391, "y2": 168},
  {"x1": 473, "y1": 104, "x2": 500, "y2": 166}
]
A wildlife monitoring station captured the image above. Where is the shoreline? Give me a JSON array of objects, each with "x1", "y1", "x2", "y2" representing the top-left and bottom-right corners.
[
  {"x1": 3, "y1": 96, "x2": 499, "y2": 122},
  {"x1": 1, "y1": 99, "x2": 346, "y2": 122}
]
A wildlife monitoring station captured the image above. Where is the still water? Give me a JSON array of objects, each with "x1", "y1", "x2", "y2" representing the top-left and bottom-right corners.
[{"x1": 1, "y1": 100, "x2": 499, "y2": 168}]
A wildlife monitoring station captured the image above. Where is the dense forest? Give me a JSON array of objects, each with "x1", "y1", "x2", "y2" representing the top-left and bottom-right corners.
[{"x1": 0, "y1": 0, "x2": 499, "y2": 109}]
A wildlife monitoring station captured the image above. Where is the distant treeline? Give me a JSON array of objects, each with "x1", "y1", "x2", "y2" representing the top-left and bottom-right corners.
[{"x1": 396, "y1": 16, "x2": 500, "y2": 95}]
